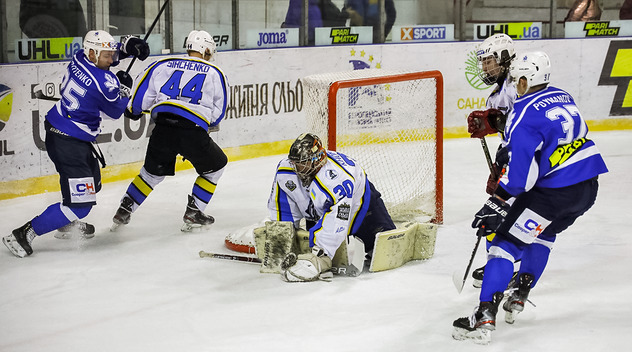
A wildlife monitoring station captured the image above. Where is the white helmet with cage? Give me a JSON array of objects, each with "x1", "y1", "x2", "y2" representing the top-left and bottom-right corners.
[
  {"x1": 509, "y1": 51, "x2": 551, "y2": 94},
  {"x1": 476, "y1": 33, "x2": 516, "y2": 85},
  {"x1": 83, "y1": 30, "x2": 119, "y2": 61},
  {"x1": 185, "y1": 30, "x2": 217, "y2": 60}
]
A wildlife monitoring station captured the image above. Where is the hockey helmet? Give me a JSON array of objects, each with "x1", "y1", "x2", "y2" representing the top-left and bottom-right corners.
[
  {"x1": 509, "y1": 51, "x2": 551, "y2": 95},
  {"x1": 185, "y1": 30, "x2": 217, "y2": 60},
  {"x1": 83, "y1": 30, "x2": 119, "y2": 62},
  {"x1": 476, "y1": 33, "x2": 516, "y2": 85},
  {"x1": 288, "y1": 133, "x2": 327, "y2": 186}
]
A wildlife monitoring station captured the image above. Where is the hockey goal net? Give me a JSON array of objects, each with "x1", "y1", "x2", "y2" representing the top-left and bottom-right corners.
[{"x1": 302, "y1": 69, "x2": 443, "y2": 223}]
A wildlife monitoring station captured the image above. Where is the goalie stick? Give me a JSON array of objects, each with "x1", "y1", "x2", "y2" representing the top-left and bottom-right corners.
[{"x1": 198, "y1": 251, "x2": 262, "y2": 263}]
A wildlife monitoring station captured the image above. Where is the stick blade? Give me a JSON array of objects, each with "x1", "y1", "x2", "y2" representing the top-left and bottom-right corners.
[{"x1": 452, "y1": 269, "x2": 465, "y2": 294}]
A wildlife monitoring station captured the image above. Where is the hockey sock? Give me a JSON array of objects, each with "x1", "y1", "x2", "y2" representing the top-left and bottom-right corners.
[
  {"x1": 518, "y1": 242, "x2": 552, "y2": 287},
  {"x1": 124, "y1": 167, "x2": 164, "y2": 210},
  {"x1": 480, "y1": 257, "x2": 514, "y2": 302},
  {"x1": 31, "y1": 203, "x2": 92, "y2": 235},
  {"x1": 191, "y1": 167, "x2": 224, "y2": 212}
]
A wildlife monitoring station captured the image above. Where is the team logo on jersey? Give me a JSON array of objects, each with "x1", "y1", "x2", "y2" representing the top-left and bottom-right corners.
[
  {"x1": 337, "y1": 203, "x2": 350, "y2": 220},
  {"x1": 509, "y1": 209, "x2": 551, "y2": 244},
  {"x1": 327, "y1": 170, "x2": 338, "y2": 180},
  {"x1": 285, "y1": 180, "x2": 297, "y2": 191},
  {"x1": 599, "y1": 40, "x2": 632, "y2": 116},
  {"x1": 104, "y1": 75, "x2": 118, "y2": 92}
]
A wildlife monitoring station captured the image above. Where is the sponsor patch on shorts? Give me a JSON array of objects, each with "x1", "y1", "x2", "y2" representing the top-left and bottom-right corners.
[
  {"x1": 508, "y1": 208, "x2": 551, "y2": 244},
  {"x1": 68, "y1": 177, "x2": 97, "y2": 203}
]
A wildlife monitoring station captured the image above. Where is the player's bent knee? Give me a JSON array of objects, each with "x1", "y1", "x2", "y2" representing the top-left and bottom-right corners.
[{"x1": 68, "y1": 205, "x2": 92, "y2": 219}]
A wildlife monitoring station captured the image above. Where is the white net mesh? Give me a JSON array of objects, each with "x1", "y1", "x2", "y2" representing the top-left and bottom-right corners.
[{"x1": 303, "y1": 69, "x2": 442, "y2": 223}]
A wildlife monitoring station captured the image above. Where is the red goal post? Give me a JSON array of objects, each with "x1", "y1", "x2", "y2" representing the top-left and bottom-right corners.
[{"x1": 303, "y1": 69, "x2": 443, "y2": 224}]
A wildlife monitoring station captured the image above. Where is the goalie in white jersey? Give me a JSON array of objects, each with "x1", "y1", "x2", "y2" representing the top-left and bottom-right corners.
[
  {"x1": 111, "y1": 30, "x2": 229, "y2": 232},
  {"x1": 269, "y1": 133, "x2": 396, "y2": 282}
]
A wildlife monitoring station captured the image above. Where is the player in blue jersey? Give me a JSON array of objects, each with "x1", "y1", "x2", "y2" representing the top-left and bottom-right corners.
[
  {"x1": 452, "y1": 51, "x2": 608, "y2": 344},
  {"x1": 466, "y1": 33, "x2": 518, "y2": 287},
  {"x1": 111, "y1": 30, "x2": 229, "y2": 233},
  {"x1": 270, "y1": 133, "x2": 396, "y2": 282},
  {"x1": 2, "y1": 30, "x2": 149, "y2": 257}
]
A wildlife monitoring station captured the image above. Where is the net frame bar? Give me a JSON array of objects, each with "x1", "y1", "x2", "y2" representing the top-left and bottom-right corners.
[{"x1": 326, "y1": 70, "x2": 444, "y2": 224}]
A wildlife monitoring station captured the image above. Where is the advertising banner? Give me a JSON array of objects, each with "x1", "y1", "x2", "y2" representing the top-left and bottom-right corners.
[
  {"x1": 315, "y1": 26, "x2": 373, "y2": 46},
  {"x1": 246, "y1": 29, "x2": 298, "y2": 49},
  {"x1": 473, "y1": 22, "x2": 542, "y2": 40},
  {"x1": 565, "y1": 20, "x2": 632, "y2": 38},
  {"x1": 391, "y1": 25, "x2": 455, "y2": 42}
]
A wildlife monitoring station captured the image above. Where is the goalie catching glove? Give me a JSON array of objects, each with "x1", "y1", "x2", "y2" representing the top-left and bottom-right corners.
[
  {"x1": 120, "y1": 35, "x2": 150, "y2": 60},
  {"x1": 472, "y1": 196, "x2": 510, "y2": 237},
  {"x1": 280, "y1": 246, "x2": 333, "y2": 282},
  {"x1": 467, "y1": 108, "x2": 506, "y2": 138}
]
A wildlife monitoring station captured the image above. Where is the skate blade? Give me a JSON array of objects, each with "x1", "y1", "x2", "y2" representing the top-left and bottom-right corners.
[
  {"x1": 505, "y1": 310, "x2": 519, "y2": 324},
  {"x1": 54, "y1": 231, "x2": 95, "y2": 240},
  {"x1": 180, "y1": 223, "x2": 212, "y2": 233},
  {"x1": 452, "y1": 327, "x2": 491, "y2": 345},
  {"x1": 110, "y1": 223, "x2": 123, "y2": 232},
  {"x1": 2, "y1": 236, "x2": 27, "y2": 258}
]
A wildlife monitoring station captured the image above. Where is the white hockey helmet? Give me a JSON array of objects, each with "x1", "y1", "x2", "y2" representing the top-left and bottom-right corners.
[
  {"x1": 83, "y1": 30, "x2": 119, "y2": 61},
  {"x1": 476, "y1": 33, "x2": 516, "y2": 85},
  {"x1": 185, "y1": 30, "x2": 217, "y2": 60},
  {"x1": 509, "y1": 51, "x2": 551, "y2": 94}
]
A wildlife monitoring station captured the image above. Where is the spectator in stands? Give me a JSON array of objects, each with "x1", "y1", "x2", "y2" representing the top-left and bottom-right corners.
[
  {"x1": 621, "y1": 0, "x2": 632, "y2": 19},
  {"x1": 282, "y1": 0, "x2": 323, "y2": 46},
  {"x1": 344, "y1": 0, "x2": 396, "y2": 43},
  {"x1": 564, "y1": 0, "x2": 601, "y2": 22}
]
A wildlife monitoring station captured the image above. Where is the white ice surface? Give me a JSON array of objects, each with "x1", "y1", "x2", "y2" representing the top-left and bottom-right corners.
[{"x1": 1, "y1": 130, "x2": 631, "y2": 351}]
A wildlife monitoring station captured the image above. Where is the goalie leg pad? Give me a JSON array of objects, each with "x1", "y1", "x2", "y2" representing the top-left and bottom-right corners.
[{"x1": 260, "y1": 221, "x2": 295, "y2": 274}]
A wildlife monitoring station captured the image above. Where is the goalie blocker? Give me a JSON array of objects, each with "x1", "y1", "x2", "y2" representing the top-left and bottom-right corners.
[{"x1": 242, "y1": 221, "x2": 437, "y2": 276}]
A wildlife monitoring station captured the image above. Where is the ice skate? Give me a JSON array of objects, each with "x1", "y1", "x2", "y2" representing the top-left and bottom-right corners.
[
  {"x1": 452, "y1": 292, "x2": 503, "y2": 344},
  {"x1": 3, "y1": 222, "x2": 37, "y2": 258},
  {"x1": 111, "y1": 196, "x2": 134, "y2": 232},
  {"x1": 55, "y1": 220, "x2": 95, "y2": 239},
  {"x1": 181, "y1": 195, "x2": 214, "y2": 232},
  {"x1": 503, "y1": 273, "x2": 535, "y2": 324}
]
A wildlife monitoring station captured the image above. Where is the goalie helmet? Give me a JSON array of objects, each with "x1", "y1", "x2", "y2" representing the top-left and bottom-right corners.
[
  {"x1": 185, "y1": 30, "x2": 217, "y2": 60},
  {"x1": 509, "y1": 51, "x2": 551, "y2": 95},
  {"x1": 476, "y1": 33, "x2": 516, "y2": 85},
  {"x1": 83, "y1": 30, "x2": 119, "y2": 61},
  {"x1": 288, "y1": 133, "x2": 327, "y2": 186}
]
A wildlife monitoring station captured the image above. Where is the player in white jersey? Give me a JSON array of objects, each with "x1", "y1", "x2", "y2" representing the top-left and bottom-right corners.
[
  {"x1": 2, "y1": 30, "x2": 149, "y2": 257},
  {"x1": 466, "y1": 33, "x2": 518, "y2": 287},
  {"x1": 270, "y1": 133, "x2": 396, "y2": 282},
  {"x1": 111, "y1": 30, "x2": 229, "y2": 232},
  {"x1": 452, "y1": 51, "x2": 608, "y2": 344}
]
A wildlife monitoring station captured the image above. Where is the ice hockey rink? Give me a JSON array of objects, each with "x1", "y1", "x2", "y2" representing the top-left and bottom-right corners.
[{"x1": 0, "y1": 130, "x2": 630, "y2": 351}]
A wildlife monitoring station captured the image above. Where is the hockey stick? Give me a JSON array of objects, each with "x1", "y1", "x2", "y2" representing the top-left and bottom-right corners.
[
  {"x1": 452, "y1": 228, "x2": 485, "y2": 294},
  {"x1": 125, "y1": 0, "x2": 170, "y2": 74},
  {"x1": 451, "y1": 139, "x2": 496, "y2": 293},
  {"x1": 33, "y1": 86, "x2": 60, "y2": 102},
  {"x1": 479, "y1": 136, "x2": 497, "y2": 178},
  {"x1": 198, "y1": 250, "x2": 262, "y2": 264}
]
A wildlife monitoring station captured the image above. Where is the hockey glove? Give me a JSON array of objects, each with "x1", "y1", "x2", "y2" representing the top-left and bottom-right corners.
[
  {"x1": 486, "y1": 146, "x2": 509, "y2": 195},
  {"x1": 121, "y1": 35, "x2": 150, "y2": 61},
  {"x1": 116, "y1": 71, "x2": 133, "y2": 98},
  {"x1": 124, "y1": 108, "x2": 143, "y2": 121},
  {"x1": 472, "y1": 196, "x2": 510, "y2": 236},
  {"x1": 467, "y1": 108, "x2": 505, "y2": 138}
]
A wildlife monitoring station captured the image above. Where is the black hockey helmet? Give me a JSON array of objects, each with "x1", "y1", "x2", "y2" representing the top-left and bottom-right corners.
[{"x1": 288, "y1": 133, "x2": 327, "y2": 186}]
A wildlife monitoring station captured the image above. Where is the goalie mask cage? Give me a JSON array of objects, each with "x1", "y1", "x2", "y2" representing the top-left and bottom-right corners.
[{"x1": 303, "y1": 69, "x2": 443, "y2": 224}]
